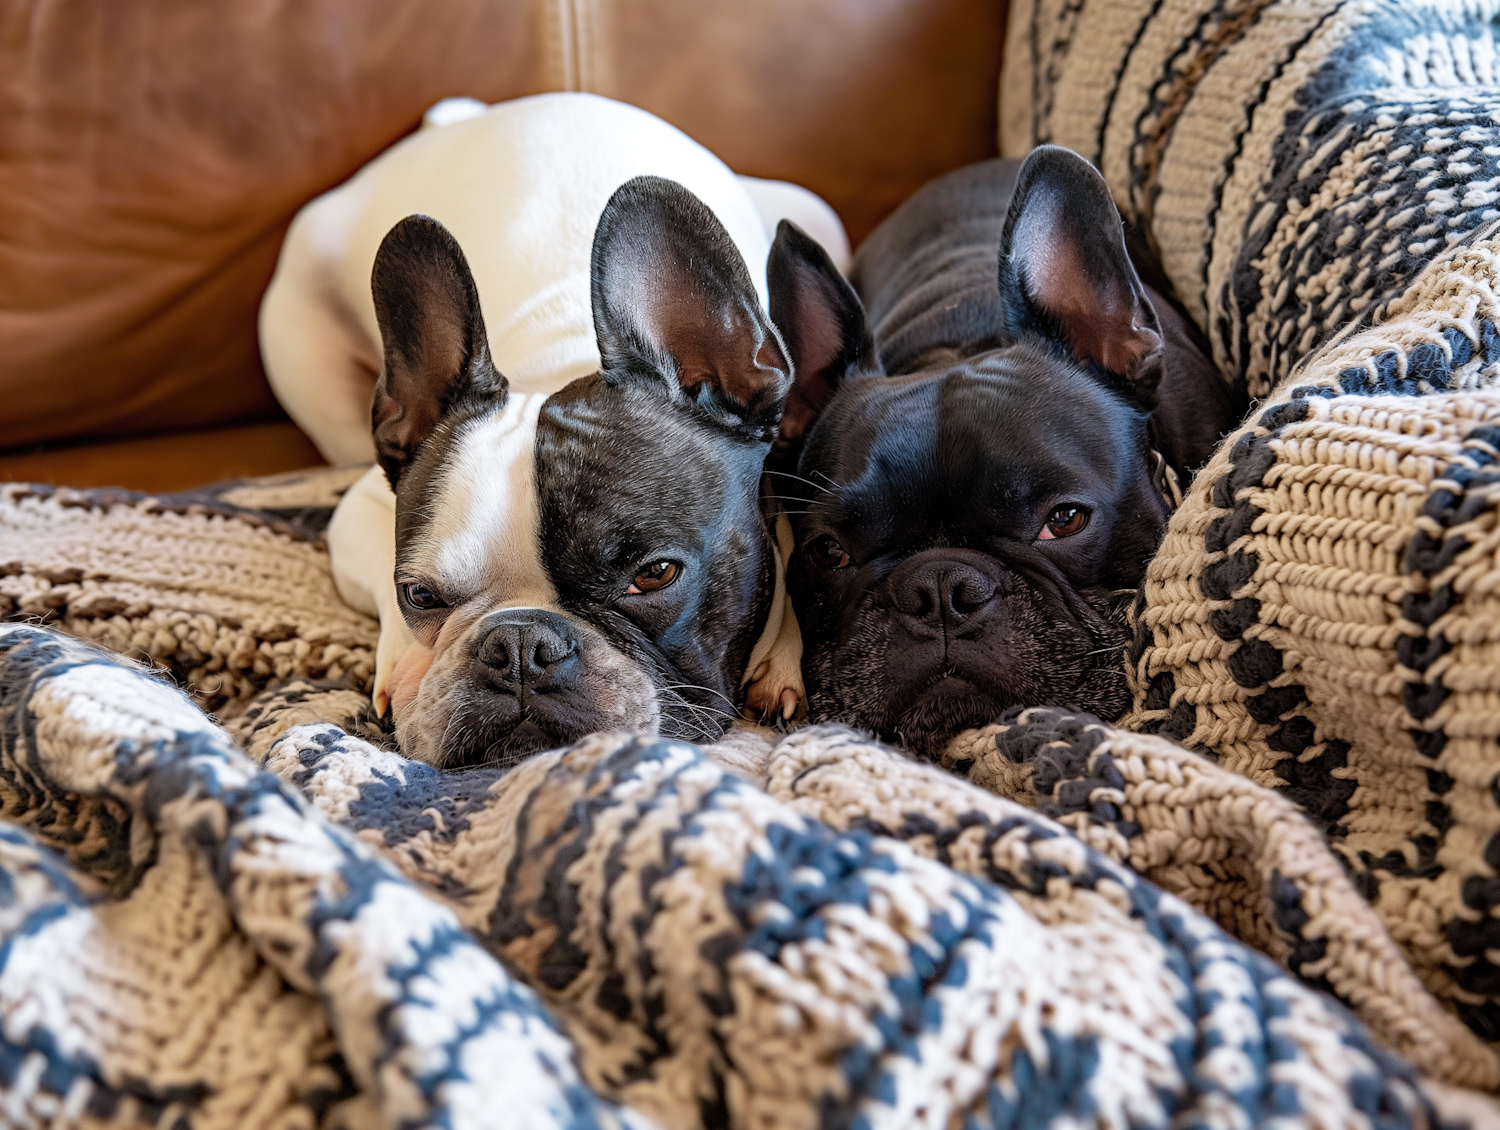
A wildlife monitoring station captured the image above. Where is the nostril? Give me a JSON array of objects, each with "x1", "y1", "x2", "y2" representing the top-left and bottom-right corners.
[
  {"x1": 532, "y1": 631, "x2": 576, "y2": 669},
  {"x1": 912, "y1": 587, "x2": 937, "y2": 620},
  {"x1": 949, "y1": 575, "x2": 997, "y2": 616},
  {"x1": 524, "y1": 630, "x2": 576, "y2": 677},
  {"x1": 476, "y1": 627, "x2": 516, "y2": 674}
]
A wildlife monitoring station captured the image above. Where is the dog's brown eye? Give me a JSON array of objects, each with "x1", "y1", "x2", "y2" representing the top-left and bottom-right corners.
[
  {"x1": 399, "y1": 581, "x2": 448, "y2": 610},
  {"x1": 627, "y1": 560, "x2": 680, "y2": 594},
  {"x1": 808, "y1": 535, "x2": 851, "y2": 570},
  {"x1": 1038, "y1": 506, "x2": 1090, "y2": 541}
]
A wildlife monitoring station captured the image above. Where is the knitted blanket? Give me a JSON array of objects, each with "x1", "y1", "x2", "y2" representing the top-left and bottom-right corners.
[
  {"x1": 10, "y1": 0, "x2": 1500, "y2": 1107},
  {"x1": 1000, "y1": 0, "x2": 1500, "y2": 1074},
  {"x1": 3, "y1": 619, "x2": 1495, "y2": 1128},
  {"x1": 0, "y1": 475, "x2": 1495, "y2": 1120},
  {"x1": 6, "y1": 470, "x2": 1497, "y2": 1092},
  {"x1": 0, "y1": 471, "x2": 374, "y2": 719}
]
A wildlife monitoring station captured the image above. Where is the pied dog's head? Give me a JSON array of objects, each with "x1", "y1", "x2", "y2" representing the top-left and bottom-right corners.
[{"x1": 372, "y1": 177, "x2": 793, "y2": 769}]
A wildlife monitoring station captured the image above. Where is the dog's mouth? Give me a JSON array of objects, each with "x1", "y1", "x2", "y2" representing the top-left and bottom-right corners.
[
  {"x1": 433, "y1": 707, "x2": 594, "y2": 772},
  {"x1": 884, "y1": 672, "x2": 1008, "y2": 758},
  {"x1": 821, "y1": 590, "x2": 1137, "y2": 758},
  {"x1": 394, "y1": 609, "x2": 669, "y2": 771},
  {"x1": 430, "y1": 686, "x2": 725, "y2": 771}
]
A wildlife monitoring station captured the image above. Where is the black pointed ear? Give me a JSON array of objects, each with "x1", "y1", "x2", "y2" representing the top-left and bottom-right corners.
[
  {"x1": 591, "y1": 176, "x2": 791, "y2": 435},
  {"x1": 767, "y1": 220, "x2": 877, "y2": 465},
  {"x1": 370, "y1": 215, "x2": 507, "y2": 488},
  {"x1": 999, "y1": 146, "x2": 1163, "y2": 402}
]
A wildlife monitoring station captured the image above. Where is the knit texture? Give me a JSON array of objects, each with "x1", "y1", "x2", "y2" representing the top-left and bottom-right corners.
[
  {"x1": 0, "y1": 471, "x2": 375, "y2": 719},
  {"x1": 1002, "y1": 0, "x2": 1500, "y2": 1059},
  {"x1": 9, "y1": 73, "x2": 1500, "y2": 1104},
  {"x1": 0, "y1": 622, "x2": 1490, "y2": 1128},
  {"x1": 12, "y1": 467, "x2": 1498, "y2": 1089}
]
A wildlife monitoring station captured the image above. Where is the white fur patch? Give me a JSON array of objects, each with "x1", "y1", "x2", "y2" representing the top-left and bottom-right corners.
[
  {"x1": 327, "y1": 465, "x2": 414, "y2": 710},
  {"x1": 328, "y1": 394, "x2": 561, "y2": 710},
  {"x1": 262, "y1": 93, "x2": 782, "y2": 466},
  {"x1": 412, "y1": 393, "x2": 560, "y2": 614}
]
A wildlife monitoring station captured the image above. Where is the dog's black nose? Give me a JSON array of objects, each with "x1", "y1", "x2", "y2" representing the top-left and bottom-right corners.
[
  {"x1": 474, "y1": 610, "x2": 580, "y2": 695},
  {"x1": 893, "y1": 556, "x2": 998, "y2": 631}
]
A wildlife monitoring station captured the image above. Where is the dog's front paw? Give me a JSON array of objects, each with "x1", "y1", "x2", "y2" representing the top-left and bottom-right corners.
[{"x1": 742, "y1": 650, "x2": 805, "y2": 725}]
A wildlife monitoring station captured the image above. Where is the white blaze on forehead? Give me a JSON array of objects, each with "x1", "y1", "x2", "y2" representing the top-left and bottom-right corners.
[{"x1": 416, "y1": 393, "x2": 561, "y2": 612}]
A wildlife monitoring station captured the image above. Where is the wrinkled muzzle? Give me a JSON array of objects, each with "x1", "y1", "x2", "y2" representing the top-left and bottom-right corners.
[
  {"x1": 394, "y1": 606, "x2": 661, "y2": 770},
  {"x1": 802, "y1": 548, "x2": 1134, "y2": 757}
]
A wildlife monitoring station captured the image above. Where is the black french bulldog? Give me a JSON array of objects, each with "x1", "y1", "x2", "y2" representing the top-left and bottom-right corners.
[{"x1": 766, "y1": 147, "x2": 1241, "y2": 756}]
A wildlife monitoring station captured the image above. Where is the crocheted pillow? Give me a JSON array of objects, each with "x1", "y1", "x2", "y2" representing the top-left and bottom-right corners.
[{"x1": 1004, "y1": 0, "x2": 1500, "y2": 1043}]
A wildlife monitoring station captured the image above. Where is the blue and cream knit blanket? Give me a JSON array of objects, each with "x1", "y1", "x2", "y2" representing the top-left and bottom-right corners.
[
  {"x1": 0, "y1": 623, "x2": 1488, "y2": 1128},
  {"x1": 1001, "y1": 0, "x2": 1500, "y2": 1105},
  {"x1": 10, "y1": 0, "x2": 1500, "y2": 1122}
]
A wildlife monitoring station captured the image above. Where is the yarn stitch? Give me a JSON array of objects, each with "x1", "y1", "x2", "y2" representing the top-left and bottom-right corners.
[
  {"x1": 0, "y1": 623, "x2": 1484, "y2": 1126},
  {"x1": 2, "y1": 403, "x2": 1500, "y2": 1104},
  {"x1": 1001, "y1": 0, "x2": 1500, "y2": 1055}
]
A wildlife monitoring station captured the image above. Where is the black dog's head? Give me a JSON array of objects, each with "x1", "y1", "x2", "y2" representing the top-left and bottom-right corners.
[
  {"x1": 768, "y1": 147, "x2": 1218, "y2": 756},
  {"x1": 371, "y1": 177, "x2": 793, "y2": 769}
]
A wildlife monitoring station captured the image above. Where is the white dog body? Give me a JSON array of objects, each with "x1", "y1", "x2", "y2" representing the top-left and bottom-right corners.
[{"x1": 262, "y1": 92, "x2": 838, "y2": 466}]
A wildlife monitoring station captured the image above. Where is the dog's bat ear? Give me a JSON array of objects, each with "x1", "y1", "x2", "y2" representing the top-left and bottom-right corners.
[
  {"x1": 767, "y1": 220, "x2": 877, "y2": 470},
  {"x1": 370, "y1": 215, "x2": 507, "y2": 489},
  {"x1": 998, "y1": 146, "x2": 1163, "y2": 405},
  {"x1": 591, "y1": 176, "x2": 791, "y2": 436}
]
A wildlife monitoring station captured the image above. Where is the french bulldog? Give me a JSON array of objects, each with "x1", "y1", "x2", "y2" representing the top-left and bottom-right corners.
[
  {"x1": 260, "y1": 94, "x2": 837, "y2": 768},
  {"x1": 766, "y1": 147, "x2": 1242, "y2": 756}
]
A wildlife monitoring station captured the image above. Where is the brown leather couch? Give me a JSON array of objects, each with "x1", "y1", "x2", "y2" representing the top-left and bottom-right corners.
[{"x1": 0, "y1": 0, "x2": 1006, "y2": 491}]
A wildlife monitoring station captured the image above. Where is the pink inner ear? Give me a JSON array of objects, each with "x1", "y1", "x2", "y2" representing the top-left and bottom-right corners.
[
  {"x1": 795, "y1": 271, "x2": 848, "y2": 378},
  {"x1": 1026, "y1": 234, "x2": 1162, "y2": 379},
  {"x1": 777, "y1": 265, "x2": 850, "y2": 441},
  {"x1": 375, "y1": 287, "x2": 486, "y2": 462},
  {"x1": 638, "y1": 286, "x2": 787, "y2": 411}
]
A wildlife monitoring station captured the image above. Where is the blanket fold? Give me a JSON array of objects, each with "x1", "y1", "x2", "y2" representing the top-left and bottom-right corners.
[
  {"x1": 0, "y1": 622, "x2": 1484, "y2": 1127},
  {"x1": 944, "y1": 710, "x2": 1500, "y2": 1088},
  {"x1": 1002, "y1": 0, "x2": 1500, "y2": 1060},
  {"x1": 0, "y1": 627, "x2": 646, "y2": 1130}
]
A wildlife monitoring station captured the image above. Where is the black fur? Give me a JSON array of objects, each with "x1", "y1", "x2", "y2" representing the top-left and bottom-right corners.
[
  {"x1": 536, "y1": 375, "x2": 776, "y2": 744},
  {"x1": 769, "y1": 149, "x2": 1239, "y2": 756},
  {"x1": 369, "y1": 179, "x2": 789, "y2": 765},
  {"x1": 370, "y1": 215, "x2": 508, "y2": 490}
]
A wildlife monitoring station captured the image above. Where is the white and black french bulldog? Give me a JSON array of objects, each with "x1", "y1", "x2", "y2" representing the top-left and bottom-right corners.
[
  {"x1": 766, "y1": 147, "x2": 1242, "y2": 756},
  {"x1": 359, "y1": 189, "x2": 802, "y2": 769},
  {"x1": 261, "y1": 95, "x2": 833, "y2": 769}
]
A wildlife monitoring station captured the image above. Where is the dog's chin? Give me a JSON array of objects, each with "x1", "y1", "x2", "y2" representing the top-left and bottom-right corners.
[
  {"x1": 400, "y1": 706, "x2": 598, "y2": 772},
  {"x1": 846, "y1": 651, "x2": 1134, "y2": 760},
  {"x1": 884, "y1": 677, "x2": 1006, "y2": 759}
]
